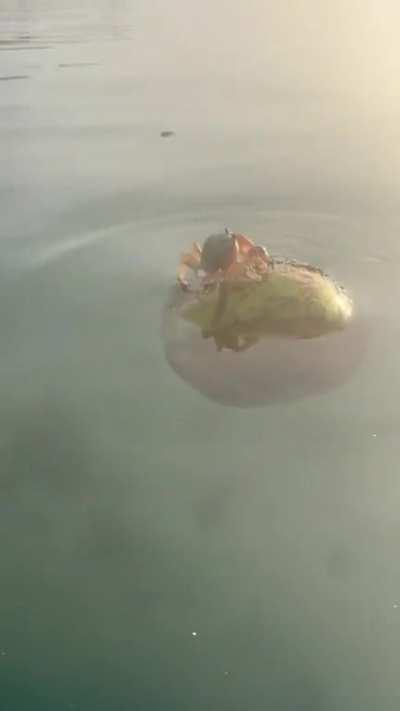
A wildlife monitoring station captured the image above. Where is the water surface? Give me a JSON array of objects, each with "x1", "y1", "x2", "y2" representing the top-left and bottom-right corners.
[{"x1": 1, "y1": 2, "x2": 400, "y2": 710}]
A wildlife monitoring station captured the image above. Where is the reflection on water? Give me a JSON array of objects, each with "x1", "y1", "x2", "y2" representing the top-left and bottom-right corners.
[
  {"x1": 164, "y1": 300, "x2": 367, "y2": 407},
  {"x1": 2, "y1": 0, "x2": 400, "y2": 709}
]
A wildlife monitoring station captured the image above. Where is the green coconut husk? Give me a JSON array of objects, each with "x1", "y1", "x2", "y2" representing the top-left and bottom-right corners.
[{"x1": 180, "y1": 260, "x2": 353, "y2": 348}]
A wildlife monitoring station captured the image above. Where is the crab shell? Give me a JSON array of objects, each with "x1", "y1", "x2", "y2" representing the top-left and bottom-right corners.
[{"x1": 200, "y1": 233, "x2": 237, "y2": 273}]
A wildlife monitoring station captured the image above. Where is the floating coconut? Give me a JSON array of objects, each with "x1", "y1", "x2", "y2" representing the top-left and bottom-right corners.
[{"x1": 163, "y1": 234, "x2": 366, "y2": 407}]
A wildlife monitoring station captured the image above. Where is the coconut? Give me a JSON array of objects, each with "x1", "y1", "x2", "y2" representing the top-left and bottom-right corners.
[
  {"x1": 181, "y1": 260, "x2": 353, "y2": 346},
  {"x1": 163, "y1": 258, "x2": 365, "y2": 407}
]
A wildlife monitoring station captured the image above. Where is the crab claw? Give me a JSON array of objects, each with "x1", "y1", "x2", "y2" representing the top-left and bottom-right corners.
[
  {"x1": 177, "y1": 242, "x2": 202, "y2": 290},
  {"x1": 181, "y1": 242, "x2": 201, "y2": 269},
  {"x1": 177, "y1": 271, "x2": 190, "y2": 291}
]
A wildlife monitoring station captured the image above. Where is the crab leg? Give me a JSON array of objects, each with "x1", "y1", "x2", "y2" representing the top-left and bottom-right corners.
[
  {"x1": 232, "y1": 233, "x2": 271, "y2": 266},
  {"x1": 177, "y1": 242, "x2": 202, "y2": 290},
  {"x1": 231, "y1": 232, "x2": 257, "y2": 256}
]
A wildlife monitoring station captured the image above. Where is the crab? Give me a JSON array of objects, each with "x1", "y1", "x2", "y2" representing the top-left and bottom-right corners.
[{"x1": 177, "y1": 229, "x2": 272, "y2": 291}]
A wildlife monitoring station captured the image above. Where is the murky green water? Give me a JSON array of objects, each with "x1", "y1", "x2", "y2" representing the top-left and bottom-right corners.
[{"x1": 1, "y1": 2, "x2": 400, "y2": 709}]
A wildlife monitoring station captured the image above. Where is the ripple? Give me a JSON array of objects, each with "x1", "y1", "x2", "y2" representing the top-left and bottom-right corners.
[
  {"x1": 0, "y1": 10, "x2": 134, "y2": 52},
  {"x1": 58, "y1": 62, "x2": 99, "y2": 68},
  {"x1": 0, "y1": 42, "x2": 50, "y2": 51},
  {"x1": 0, "y1": 74, "x2": 30, "y2": 81}
]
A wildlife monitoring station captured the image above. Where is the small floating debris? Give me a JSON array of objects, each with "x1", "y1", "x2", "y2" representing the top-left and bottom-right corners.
[
  {"x1": 160, "y1": 130, "x2": 175, "y2": 138},
  {"x1": 191, "y1": 631, "x2": 198, "y2": 637}
]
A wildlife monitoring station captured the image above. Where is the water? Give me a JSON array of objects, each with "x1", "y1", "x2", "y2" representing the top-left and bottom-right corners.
[{"x1": 1, "y1": 2, "x2": 400, "y2": 709}]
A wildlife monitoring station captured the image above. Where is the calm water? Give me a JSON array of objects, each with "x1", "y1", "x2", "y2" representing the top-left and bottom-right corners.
[{"x1": 1, "y1": 2, "x2": 400, "y2": 709}]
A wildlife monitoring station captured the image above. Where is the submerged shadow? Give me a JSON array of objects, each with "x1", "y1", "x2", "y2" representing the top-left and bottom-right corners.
[{"x1": 0, "y1": 396, "x2": 334, "y2": 709}]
